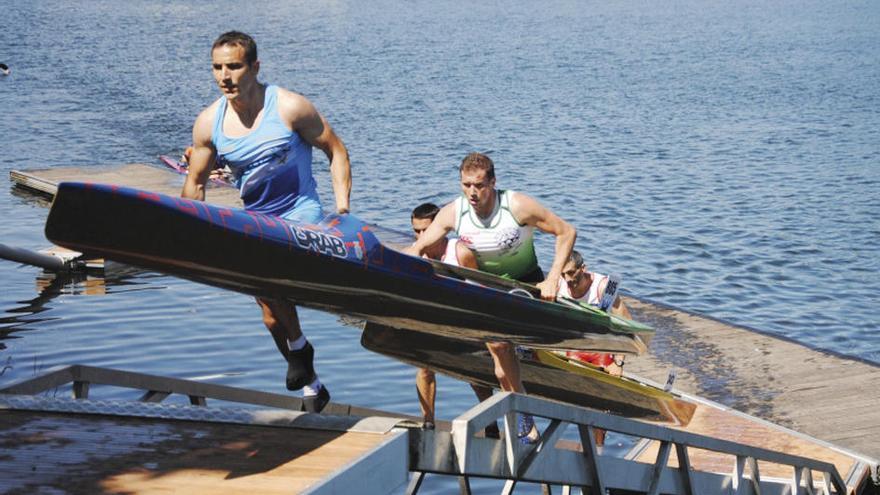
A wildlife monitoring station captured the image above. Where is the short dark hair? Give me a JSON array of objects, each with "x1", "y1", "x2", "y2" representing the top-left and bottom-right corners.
[
  {"x1": 411, "y1": 202, "x2": 440, "y2": 221},
  {"x1": 459, "y1": 152, "x2": 495, "y2": 180},
  {"x1": 567, "y1": 249, "x2": 584, "y2": 269},
  {"x1": 212, "y1": 31, "x2": 258, "y2": 66}
]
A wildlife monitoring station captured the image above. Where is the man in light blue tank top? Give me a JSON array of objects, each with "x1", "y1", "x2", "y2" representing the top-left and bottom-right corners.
[{"x1": 183, "y1": 31, "x2": 351, "y2": 413}]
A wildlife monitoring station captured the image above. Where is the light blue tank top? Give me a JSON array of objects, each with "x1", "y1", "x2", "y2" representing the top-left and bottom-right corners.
[{"x1": 211, "y1": 85, "x2": 320, "y2": 216}]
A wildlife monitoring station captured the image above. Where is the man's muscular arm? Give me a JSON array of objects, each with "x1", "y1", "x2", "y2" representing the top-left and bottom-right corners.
[
  {"x1": 510, "y1": 192, "x2": 576, "y2": 300},
  {"x1": 182, "y1": 106, "x2": 217, "y2": 201},
  {"x1": 279, "y1": 89, "x2": 351, "y2": 214},
  {"x1": 455, "y1": 241, "x2": 479, "y2": 269}
]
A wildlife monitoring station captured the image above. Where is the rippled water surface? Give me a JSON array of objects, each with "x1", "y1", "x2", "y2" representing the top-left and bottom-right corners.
[{"x1": 1, "y1": 0, "x2": 878, "y2": 491}]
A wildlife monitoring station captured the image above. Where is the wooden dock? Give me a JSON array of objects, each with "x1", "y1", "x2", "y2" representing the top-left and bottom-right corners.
[
  {"x1": 622, "y1": 298, "x2": 880, "y2": 464},
  {"x1": 1, "y1": 408, "x2": 404, "y2": 494},
  {"x1": 9, "y1": 162, "x2": 243, "y2": 208},
  {"x1": 0, "y1": 365, "x2": 410, "y2": 495},
  {"x1": 7, "y1": 163, "x2": 880, "y2": 493}
]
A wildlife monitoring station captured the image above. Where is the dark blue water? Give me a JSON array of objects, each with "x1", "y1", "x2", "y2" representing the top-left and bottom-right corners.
[{"x1": 2, "y1": 0, "x2": 878, "y2": 491}]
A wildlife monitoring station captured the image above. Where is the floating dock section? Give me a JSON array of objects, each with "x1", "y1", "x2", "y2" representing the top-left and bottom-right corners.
[
  {"x1": 0, "y1": 365, "x2": 411, "y2": 494},
  {"x1": 1, "y1": 365, "x2": 875, "y2": 494}
]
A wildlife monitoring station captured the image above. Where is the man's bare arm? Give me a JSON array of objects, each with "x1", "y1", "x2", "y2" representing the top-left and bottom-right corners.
[
  {"x1": 405, "y1": 202, "x2": 456, "y2": 256},
  {"x1": 281, "y1": 90, "x2": 351, "y2": 214},
  {"x1": 182, "y1": 106, "x2": 217, "y2": 201},
  {"x1": 455, "y1": 241, "x2": 479, "y2": 269},
  {"x1": 612, "y1": 298, "x2": 632, "y2": 319},
  {"x1": 510, "y1": 193, "x2": 576, "y2": 300}
]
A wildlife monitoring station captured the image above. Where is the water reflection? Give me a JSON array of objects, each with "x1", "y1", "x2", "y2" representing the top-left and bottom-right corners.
[{"x1": 0, "y1": 262, "x2": 162, "y2": 347}]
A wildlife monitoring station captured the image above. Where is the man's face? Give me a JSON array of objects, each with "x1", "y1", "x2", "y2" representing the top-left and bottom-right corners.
[
  {"x1": 211, "y1": 44, "x2": 259, "y2": 101},
  {"x1": 562, "y1": 259, "x2": 587, "y2": 293},
  {"x1": 460, "y1": 169, "x2": 495, "y2": 211},
  {"x1": 411, "y1": 217, "x2": 432, "y2": 241},
  {"x1": 412, "y1": 216, "x2": 445, "y2": 257}
]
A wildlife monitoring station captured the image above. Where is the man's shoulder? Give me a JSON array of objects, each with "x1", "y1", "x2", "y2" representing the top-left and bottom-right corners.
[
  {"x1": 505, "y1": 190, "x2": 532, "y2": 206},
  {"x1": 194, "y1": 98, "x2": 222, "y2": 127},
  {"x1": 193, "y1": 98, "x2": 223, "y2": 142},
  {"x1": 275, "y1": 87, "x2": 312, "y2": 110},
  {"x1": 505, "y1": 190, "x2": 541, "y2": 224},
  {"x1": 274, "y1": 87, "x2": 317, "y2": 125},
  {"x1": 273, "y1": 85, "x2": 305, "y2": 100}
]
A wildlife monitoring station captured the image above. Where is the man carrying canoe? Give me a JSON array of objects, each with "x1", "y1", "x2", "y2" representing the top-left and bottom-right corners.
[
  {"x1": 410, "y1": 202, "x2": 499, "y2": 437},
  {"x1": 557, "y1": 249, "x2": 631, "y2": 378},
  {"x1": 406, "y1": 152, "x2": 576, "y2": 442},
  {"x1": 182, "y1": 31, "x2": 351, "y2": 413}
]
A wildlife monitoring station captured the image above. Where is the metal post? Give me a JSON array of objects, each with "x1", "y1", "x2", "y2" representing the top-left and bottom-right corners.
[{"x1": 72, "y1": 380, "x2": 89, "y2": 399}]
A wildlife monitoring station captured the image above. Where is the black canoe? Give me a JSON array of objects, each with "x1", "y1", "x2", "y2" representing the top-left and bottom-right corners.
[{"x1": 45, "y1": 182, "x2": 653, "y2": 352}]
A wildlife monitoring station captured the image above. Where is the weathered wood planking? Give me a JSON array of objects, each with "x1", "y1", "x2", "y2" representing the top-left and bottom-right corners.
[
  {"x1": 10, "y1": 163, "x2": 242, "y2": 208},
  {"x1": 0, "y1": 409, "x2": 395, "y2": 494},
  {"x1": 623, "y1": 298, "x2": 880, "y2": 463},
  {"x1": 631, "y1": 399, "x2": 862, "y2": 486}
]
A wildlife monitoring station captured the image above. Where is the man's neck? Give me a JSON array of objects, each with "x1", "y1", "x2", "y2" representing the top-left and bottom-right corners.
[
  {"x1": 571, "y1": 272, "x2": 593, "y2": 299},
  {"x1": 474, "y1": 189, "x2": 498, "y2": 219},
  {"x1": 229, "y1": 83, "x2": 266, "y2": 127}
]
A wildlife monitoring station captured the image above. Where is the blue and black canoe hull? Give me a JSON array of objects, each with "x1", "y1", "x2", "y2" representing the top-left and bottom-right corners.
[{"x1": 45, "y1": 182, "x2": 652, "y2": 353}]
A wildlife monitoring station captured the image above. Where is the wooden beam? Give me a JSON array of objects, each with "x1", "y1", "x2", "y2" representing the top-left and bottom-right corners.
[
  {"x1": 517, "y1": 419, "x2": 565, "y2": 478},
  {"x1": 734, "y1": 455, "x2": 747, "y2": 495},
  {"x1": 747, "y1": 456, "x2": 762, "y2": 495}
]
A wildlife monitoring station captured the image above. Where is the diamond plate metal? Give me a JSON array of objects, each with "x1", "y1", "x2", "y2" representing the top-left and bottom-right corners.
[{"x1": 0, "y1": 394, "x2": 403, "y2": 434}]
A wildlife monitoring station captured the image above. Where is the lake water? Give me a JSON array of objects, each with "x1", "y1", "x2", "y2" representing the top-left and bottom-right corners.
[{"x1": 1, "y1": 0, "x2": 878, "y2": 492}]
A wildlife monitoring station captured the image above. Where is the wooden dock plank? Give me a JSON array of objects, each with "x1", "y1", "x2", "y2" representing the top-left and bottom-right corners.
[
  {"x1": 0, "y1": 409, "x2": 393, "y2": 494},
  {"x1": 11, "y1": 164, "x2": 242, "y2": 208},
  {"x1": 633, "y1": 401, "x2": 858, "y2": 482},
  {"x1": 623, "y1": 298, "x2": 880, "y2": 461}
]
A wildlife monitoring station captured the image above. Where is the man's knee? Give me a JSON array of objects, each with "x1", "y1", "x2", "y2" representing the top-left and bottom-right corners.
[
  {"x1": 256, "y1": 298, "x2": 279, "y2": 327},
  {"x1": 261, "y1": 311, "x2": 279, "y2": 329},
  {"x1": 493, "y1": 362, "x2": 509, "y2": 382},
  {"x1": 257, "y1": 298, "x2": 300, "y2": 333},
  {"x1": 486, "y1": 342, "x2": 518, "y2": 384},
  {"x1": 486, "y1": 341, "x2": 513, "y2": 355},
  {"x1": 417, "y1": 368, "x2": 435, "y2": 381}
]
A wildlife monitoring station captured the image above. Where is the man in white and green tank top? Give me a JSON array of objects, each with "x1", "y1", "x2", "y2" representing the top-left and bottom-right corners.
[{"x1": 407, "y1": 153, "x2": 577, "y2": 442}]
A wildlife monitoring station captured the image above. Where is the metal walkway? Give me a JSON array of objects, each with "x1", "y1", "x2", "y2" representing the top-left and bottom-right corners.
[
  {"x1": 408, "y1": 391, "x2": 876, "y2": 494},
  {"x1": 2, "y1": 365, "x2": 876, "y2": 494}
]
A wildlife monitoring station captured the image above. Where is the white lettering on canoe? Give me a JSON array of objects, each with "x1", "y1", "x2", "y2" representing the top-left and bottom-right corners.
[{"x1": 290, "y1": 225, "x2": 348, "y2": 258}]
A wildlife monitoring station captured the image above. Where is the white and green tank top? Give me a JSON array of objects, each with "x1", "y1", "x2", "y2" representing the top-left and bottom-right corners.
[{"x1": 453, "y1": 190, "x2": 538, "y2": 279}]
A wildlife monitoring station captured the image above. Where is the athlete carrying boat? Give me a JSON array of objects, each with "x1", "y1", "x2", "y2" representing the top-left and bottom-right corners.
[
  {"x1": 182, "y1": 31, "x2": 351, "y2": 412},
  {"x1": 406, "y1": 152, "x2": 577, "y2": 443},
  {"x1": 557, "y1": 249, "x2": 631, "y2": 376},
  {"x1": 410, "y1": 203, "x2": 499, "y2": 437}
]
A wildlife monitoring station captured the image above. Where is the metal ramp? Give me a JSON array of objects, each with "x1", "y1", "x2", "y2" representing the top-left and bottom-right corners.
[
  {"x1": 1, "y1": 366, "x2": 875, "y2": 494},
  {"x1": 408, "y1": 392, "x2": 875, "y2": 494}
]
